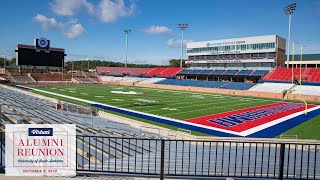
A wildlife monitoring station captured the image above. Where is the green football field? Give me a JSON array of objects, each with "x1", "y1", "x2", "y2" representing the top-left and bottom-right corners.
[
  {"x1": 32, "y1": 85, "x2": 279, "y2": 120},
  {"x1": 28, "y1": 85, "x2": 320, "y2": 139}
]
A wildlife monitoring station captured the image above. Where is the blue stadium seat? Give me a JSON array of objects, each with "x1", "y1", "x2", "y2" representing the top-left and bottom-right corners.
[
  {"x1": 223, "y1": 70, "x2": 239, "y2": 75},
  {"x1": 196, "y1": 81, "x2": 228, "y2": 88},
  {"x1": 211, "y1": 70, "x2": 226, "y2": 75},
  {"x1": 175, "y1": 80, "x2": 200, "y2": 86},
  {"x1": 197, "y1": 70, "x2": 214, "y2": 75},
  {"x1": 251, "y1": 70, "x2": 269, "y2": 76},
  {"x1": 188, "y1": 70, "x2": 203, "y2": 75},
  {"x1": 156, "y1": 79, "x2": 256, "y2": 90},
  {"x1": 176, "y1": 69, "x2": 192, "y2": 75},
  {"x1": 155, "y1": 79, "x2": 177, "y2": 85},
  {"x1": 221, "y1": 82, "x2": 256, "y2": 90},
  {"x1": 237, "y1": 70, "x2": 254, "y2": 76}
]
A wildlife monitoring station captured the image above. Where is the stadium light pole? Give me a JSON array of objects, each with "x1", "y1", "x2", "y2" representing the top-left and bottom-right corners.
[
  {"x1": 1, "y1": 52, "x2": 4, "y2": 74},
  {"x1": 124, "y1": 29, "x2": 131, "y2": 68},
  {"x1": 284, "y1": 3, "x2": 296, "y2": 68},
  {"x1": 1, "y1": 50, "x2": 7, "y2": 74},
  {"x1": 85, "y1": 57, "x2": 89, "y2": 76},
  {"x1": 72, "y1": 61, "x2": 74, "y2": 79},
  {"x1": 178, "y1": 24, "x2": 188, "y2": 68}
]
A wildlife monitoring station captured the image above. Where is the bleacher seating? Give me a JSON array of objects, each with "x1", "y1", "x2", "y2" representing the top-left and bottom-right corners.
[
  {"x1": 197, "y1": 70, "x2": 214, "y2": 75},
  {"x1": 237, "y1": 70, "x2": 254, "y2": 76},
  {"x1": 223, "y1": 70, "x2": 239, "y2": 76},
  {"x1": 176, "y1": 69, "x2": 192, "y2": 75},
  {"x1": 188, "y1": 69, "x2": 203, "y2": 75},
  {"x1": 11, "y1": 75, "x2": 35, "y2": 83},
  {"x1": 99, "y1": 76, "x2": 165, "y2": 84},
  {"x1": 249, "y1": 83, "x2": 294, "y2": 93},
  {"x1": 305, "y1": 68, "x2": 320, "y2": 82},
  {"x1": 174, "y1": 80, "x2": 200, "y2": 86},
  {"x1": 144, "y1": 67, "x2": 166, "y2": 76},
  {"x1": 155, "y1": 79, "x2": 178, "y2": 85},
  {"x1": 96, "y1": 67, "x2": 183, "y2": 77},
  {"x1": 175, "y1": 69, "x2": 270, "y2": 77},
  {"x1": 74, "y1": 76, "x2": 96, "y2": 83},
  {"x1": 88, "y1": 77, "x2": 100, "y2": 83},
  {"x1": 263, "y1": 68, "x2": 320, "y2": 82},
  {"x1": 0, "y1": 85, "x2": 163, "y2": 167},
  {"x1": 121, "y1": 77, "x2": 148, "y2": 83},
  {"x1": 96, "y1": 67, "x2": 153, "y2": 76},
  {"x1": 157, "y1": 67, "x2": 183, "y2": 77},
  {"x1": 211, "y1": 70, "x2": 226, "y2": 75},
  {"x1": 196, "y1": 81, "x2": 227, "y2": 88},
  {"x1": 292, "y1": 85, "x2": 320, "y2": 96},
  {"x1": 99, "y1": 76, "x2": 115, "y2": 82},
  {"x1": 221, "y1": 82, "x2": 256, "y2": 90},
  {"x1": 155, "y1": 79, "x2": 255, "y2": 90},
  {"x1": 251, "y1": 70, "x2": 269, "y2": 76},
  {"x1": 31, "y1": 73, "x2": 71, "y2": 81},
  {"x1": 139, "y1": 78, "x2": 166, "y2": 84}
]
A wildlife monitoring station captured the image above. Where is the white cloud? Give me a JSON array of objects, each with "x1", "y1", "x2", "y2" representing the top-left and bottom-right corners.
[
  {"x1": 50, "y1": 0, "x2": 136, "y2": 23},
  {"x1": 167, "y1": 38, "x2": 193, "y2": 48},
  {"x1": 33, "y1": 14, "x2": 62, "y2": 30},
  {"x1": 64, "y1": 24, "x2": 86, "y2": 39},
  {"x1": 33, "y1": 14, "x2": 86, "y2": 39},
  {"x1": 97, "y1": 0, "x2": 136, "y2": 23},
  {"x1": 50, "y1": 0, "x2": 94, "y2": 16},
  {"x1": 142, "y1": 25, "x2": 172, "y2": 35}
]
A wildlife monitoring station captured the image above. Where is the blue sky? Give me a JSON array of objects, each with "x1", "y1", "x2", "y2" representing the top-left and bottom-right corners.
[{"x1": 0, "y1": 0, "x2": 320, "y2": 65}]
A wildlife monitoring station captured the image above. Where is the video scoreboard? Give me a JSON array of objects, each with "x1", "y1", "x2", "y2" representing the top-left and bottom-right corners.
[{"x1": 15, "y1": 38, "x2": 66, "y2": 67}]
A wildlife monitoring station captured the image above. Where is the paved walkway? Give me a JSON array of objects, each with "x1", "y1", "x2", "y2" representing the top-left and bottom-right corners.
[{"x1": 0, "y1": 174, "x2": 168, "y2": 180}]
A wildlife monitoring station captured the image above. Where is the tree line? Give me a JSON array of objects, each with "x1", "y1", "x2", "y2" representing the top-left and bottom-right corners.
[
  {"x1": 0, "y1": 57, "x2": 16, "y2": 66},
  {"x1": 65, "y1": 59, "x2": 188, "y2": 70}
]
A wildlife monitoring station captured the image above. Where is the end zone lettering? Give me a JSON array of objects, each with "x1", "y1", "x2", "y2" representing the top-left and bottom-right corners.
[
  {"x1": 186, "y1": 102, "x2": 315, "y2": 134},
  {"x1": 208, "y1": 103, "x2": 302, "y2": 127}
]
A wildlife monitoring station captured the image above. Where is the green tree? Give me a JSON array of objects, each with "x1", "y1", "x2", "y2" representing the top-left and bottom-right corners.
[
  {"x1": 10, "y1": 58, "x2": 16, "y2": 65},
  {"x1": 169, "y1": 59, "x2": 188, "y2": 67}
]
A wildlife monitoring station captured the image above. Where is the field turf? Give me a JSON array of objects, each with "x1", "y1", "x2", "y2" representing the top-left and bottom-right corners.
[
  {"x1": 28, "y1": 85, "x2": 320, "y2": 139},
  {"x1": 32, "y1": 85, "x2": 279, "y2": 120}
]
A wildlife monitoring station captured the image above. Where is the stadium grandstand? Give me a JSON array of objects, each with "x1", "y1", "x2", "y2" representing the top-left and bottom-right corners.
[
  {"x1": 1, "y1": 0, "x2": 320, "y2": 179},
  {"x1": 1, "y1": 32, "x2": 320, "y2": 180},
  {"x1": 96, "y1": 66, "x2": 183, "y2": 77},
  {"x1": 177, "y1": 35, "x2": 285, "y2": 83}
]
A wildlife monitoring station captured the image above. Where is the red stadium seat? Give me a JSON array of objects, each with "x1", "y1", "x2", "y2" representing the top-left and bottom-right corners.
[{"x1": 263, "y1": 68, "x2": 320, "y2": 82}]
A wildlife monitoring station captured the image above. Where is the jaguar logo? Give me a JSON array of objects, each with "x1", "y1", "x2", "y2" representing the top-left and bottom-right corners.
[{"x1": 38, "y1": 37, "x2": 48, "y2": 48}]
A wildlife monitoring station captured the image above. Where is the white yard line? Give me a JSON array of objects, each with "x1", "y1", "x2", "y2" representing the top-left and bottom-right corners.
[
  {"x1": 162, "y1": 100, "x2": 269, "y2": 116},
  {"x1": 19, "y1": 85, "x2": 243, "y2": 136},
  {"x1": 143, "y1": 97, "x2": 253, "y2": 113},
  {"x1": 20, "y1": 85, "x2": 319, "y2": 137}
]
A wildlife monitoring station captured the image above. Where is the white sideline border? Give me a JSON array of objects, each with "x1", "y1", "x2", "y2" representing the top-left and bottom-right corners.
[{"x1": 14, "y1": 85, "x2": 320, "y2": 137}]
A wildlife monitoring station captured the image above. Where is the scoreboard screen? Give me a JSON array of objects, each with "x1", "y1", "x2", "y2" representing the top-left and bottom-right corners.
[{"x1": 16, "y1": 43, "x2": 66, "y2": 67}]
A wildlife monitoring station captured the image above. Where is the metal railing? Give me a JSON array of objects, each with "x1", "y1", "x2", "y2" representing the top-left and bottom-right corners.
[{"x1": 0, "y1": 132, "x2": 319, "y2": 179}]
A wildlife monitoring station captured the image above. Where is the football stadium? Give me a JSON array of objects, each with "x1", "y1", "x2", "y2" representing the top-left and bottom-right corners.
[{"x1": 1, "y1": 1, "x2": 320, "y2": 180}]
